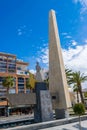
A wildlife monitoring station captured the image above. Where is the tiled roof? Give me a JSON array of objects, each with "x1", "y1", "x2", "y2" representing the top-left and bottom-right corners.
[{"x1": 7, "y1": 93, "x2": 36, "y2": 106}]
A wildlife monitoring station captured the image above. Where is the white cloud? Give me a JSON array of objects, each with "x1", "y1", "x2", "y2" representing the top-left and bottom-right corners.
[
  {"x1": 17, "y1": 28, "x2": 23, "y2": 36},
  {"x1": 40, "y1": 48, "x2": 49, "y2": 64},
  {"x1": 18, "y1": 31, "x2": 22, "y2": 36},
  {"x1": 38, "y1": 44, "x2": 87, "y2": 74},
  {"x1": 61, "y1": 32, "x2": 68, "y2": 35},
  {"x1": 29, "y1": 69, "x2": 36, "y2": 74},
  {"x1": 17, "y1": 25, "x2": 32, "y2": 37},
  {"x1": 62, "y1": 32, "x2": 72, "y2": 39},
  {"x1": 62, "y1": 44, "x2": 87, "y2": 72},
  {"x1": 36, "y1": 58, "x2": 41, "y2": 63},
  {"x1": 71, "y1": 40, "x2": 77, "y2": 46},
  {"x1": 65, "y1": 35, "x2": 72, "y2": 39},
  {"x1": 73, "y1": 0, "x2": 87, "y2": 13},
  {"x1": 38, "y1": 43, "x2": 87, "y2": 88}
]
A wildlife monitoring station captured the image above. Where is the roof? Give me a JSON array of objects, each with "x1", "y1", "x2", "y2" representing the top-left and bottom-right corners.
[
  {"x1": 0, "y1": 52, "x2": 29, "y2": 65},
  {"x1": 0, "y1": 52, "x2": 16, "y2": 58},
  {"x1": 16, "y1": 61, "x2": 29, "y2": 65},
  {"x1": 7, "y1": 93, "x2": 36, "y2": 106}
]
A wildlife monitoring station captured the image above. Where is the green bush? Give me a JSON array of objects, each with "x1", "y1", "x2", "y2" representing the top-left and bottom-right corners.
[{"x1": 73, "y1": 103, "x2": 85, "y2": 115}]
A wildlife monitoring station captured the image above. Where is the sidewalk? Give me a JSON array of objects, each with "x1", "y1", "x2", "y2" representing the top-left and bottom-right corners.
[
  {"x1": 3, "y1": 115, "x2": 87, "y2": 130},
  {"x1": 40, "y1": 120, "x2": 87, "y2": 130},
  {"x1": 0, "y1": 114, "x2": 34, "y2": 124}
]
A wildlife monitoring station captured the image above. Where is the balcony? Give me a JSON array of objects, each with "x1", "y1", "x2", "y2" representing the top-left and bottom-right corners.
[
  {"x1": 8, "y1": 59, "x2": 16, "y2": 63},
  {"x1": 0, "y1": 68, "x2": 7, "y2": 72},
  {"x1": 8, "y1": 69, "x2": 16, "y2": 73},
  {"x1": 17, "y1": 70, "x2": 29, "y2": 75},
  {"x1": 0, "y1": 58, "x2": 7, "y2": 62}
]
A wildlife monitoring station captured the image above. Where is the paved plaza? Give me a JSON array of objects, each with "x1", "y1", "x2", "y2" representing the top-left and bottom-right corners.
[
  {"x1": 0, "y1": 114, "x2": 87, "y2": 130},
  {"x1": 40, "y1": 120, "x2": 87, "y2": 130},
  {"x1": 0, "y1": 114, "x2": 33, "y2": 122},
  {"x1": 2, "y1": 119, "x2": 87, "y2": 130}
]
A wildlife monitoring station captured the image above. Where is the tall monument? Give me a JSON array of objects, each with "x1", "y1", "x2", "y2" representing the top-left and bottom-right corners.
[
  {"x1": 34, "y1": 62, "x2": 53, "y2": 122},
  {"x1": 49, "y1": 10, "x2": 71, "y2": 118}
]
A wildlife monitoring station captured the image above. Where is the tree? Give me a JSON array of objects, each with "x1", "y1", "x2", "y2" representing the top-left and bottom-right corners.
[
  {"x1": 44, "y1": 77, "x2": 49, "y2": 89},
  {"x1": 26, "y1": 72, "x2": 36, "y2": 92},
  {"x1": 2, "y1": 76, "x2": 14, "y2": 93},
  {"x1": 65, "y1": 67, "x2": 73, "y2": 90},
  {"x1": 73, "y1": 103, "x2": 85, "y2": 130},
  {"x1": 84, "y1": 92, "x2": 87, "y2": 97},
  {"x1": 43, "y1": 71, "x2": 49, "y2": 89},
  {"x1": 2, "y1": 76, "x2": 14, "y2": 116},
  {"x1": 65, "y1": 67, "x2": 72, "y2": 81},
  {"x1": 26, "y1": 72, "x2": 36, "y2": 113},
  {"x1": 73, "y1": 84, "x2": 79, "y2": 103},
  {"x1": 68, "y1": 71, "x2": 87, "y2": 104}
]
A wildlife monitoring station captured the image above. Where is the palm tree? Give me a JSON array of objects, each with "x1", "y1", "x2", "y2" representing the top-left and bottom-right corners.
[
  {"x1": 68, "y1": 71, "x2": 87, "y2": 104},
  {"x1": 2, "y1": 76, "x2": 14, "y2": 116},
  {"x1": 2, "y1": 76, "x2": 14, "y2": 93},
  {"x1": 73, "y1": 84, "x2": 79, "y2": 103},
  {"x1": 65, "y1": 67, "x2": 72, "y2": 84}
]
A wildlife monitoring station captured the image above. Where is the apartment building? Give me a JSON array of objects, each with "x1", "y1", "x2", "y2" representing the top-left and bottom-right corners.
[
  {"x1": 0, "y1": 52, "x2": 30, "y2": 116},
  {"x1": 0, "y1": 52, "x2": 29, "y2": 96}
]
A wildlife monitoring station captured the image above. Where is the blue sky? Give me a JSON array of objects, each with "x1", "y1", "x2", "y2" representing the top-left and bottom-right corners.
[{"x1": 0, "y1": 0, "x2": 87, "y2": 78}]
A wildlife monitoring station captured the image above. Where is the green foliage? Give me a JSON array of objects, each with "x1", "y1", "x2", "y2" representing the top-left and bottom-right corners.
[
  {"x1": 73, "y1": 103, "x2": 85, "y2": 116},
  {"x1": 67, "y1": 71, "x2": 87, "y2": 104},
  {"x1": 68, "y1": 71, "x2": 87, "y2": 86},
  {"x1": 2, "y1": 76, "x2": 14, "y2": 93},
  {"x1": 65, "y1": 67, "x2": 72, "y2": 83},
  {"x1": 44, "y1": 73, "x2": 49, "y2": 89},
  {"x1": 73, "y1": 103, "x2": 85, "y2": 130},
  {"x1": 26, "y1": 72, "x2": 36, "y2": 91},
  {"x1": 26, "y1": 78, "x2": 31, "y2": 89},
  {"x1": 84, "y1": 92, "x2": 87, "y2": 97}
]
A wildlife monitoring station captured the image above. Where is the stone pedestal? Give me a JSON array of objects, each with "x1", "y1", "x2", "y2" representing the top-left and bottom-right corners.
[
  {"x1": 55, "y1": 109, "x2": 69, "y2": 119},
  {"x1": 40, "y1": 90, "x2": 53, "y2": 122},
  {"x1": 34, "y1": 82, "x2": 53, "y2": 122}
]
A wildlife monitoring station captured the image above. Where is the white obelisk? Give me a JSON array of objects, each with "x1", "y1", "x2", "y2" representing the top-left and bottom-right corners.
[{"x1": 49, "y1": 10, "x2": 71, "y2": 118}]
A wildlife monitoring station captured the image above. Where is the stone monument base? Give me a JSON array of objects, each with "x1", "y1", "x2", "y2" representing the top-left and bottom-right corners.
[
  {"x1": 40, "y1": 90, "x2": 53, "y2": 122},
  {"x1": 34, "y1": 82, "x2": 53, "y2": 122},
  {"x1": 55, "y1": 109, "x2": 69, "y2": 119}
]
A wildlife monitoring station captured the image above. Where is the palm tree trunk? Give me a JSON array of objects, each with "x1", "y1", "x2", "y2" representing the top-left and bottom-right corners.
[
  {"x1": 77, "y1": 91, "x2": 79, "y2": 103},
  {"x1": 6, "y1": 98, "x2": 9, "y2": 117},
  {"x1": 6, "y1": 87, "x2": 9, "y2": 116},
  {"x1": 79, "y1": 85, "x2": 84, "y2": 104},
  {"x1": 7, "y1": 87, "x2": 9, "y2": 94}
]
